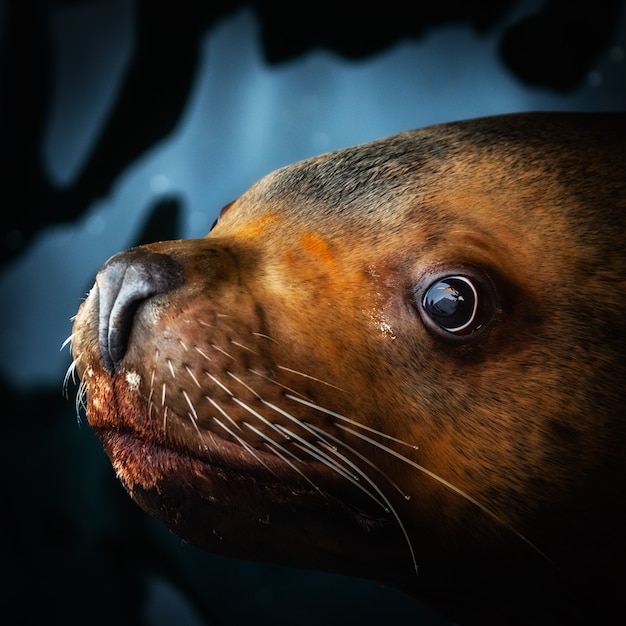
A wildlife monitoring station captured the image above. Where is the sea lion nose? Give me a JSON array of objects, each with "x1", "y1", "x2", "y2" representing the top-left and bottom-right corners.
[{"x1": 96, "y1": 248, "x2": 184, "y2": 372}]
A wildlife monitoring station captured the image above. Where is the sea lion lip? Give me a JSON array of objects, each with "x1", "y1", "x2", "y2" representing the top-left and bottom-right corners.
[
  {"x1": 94, "y1": 421, "x2": 294, "y2": 485},
  {"x1": 95, "y1": 416, "x2": 395, "y2": 531},
  {"x1": 94, "y1": 421, "x2": 401, "y2": 564}
]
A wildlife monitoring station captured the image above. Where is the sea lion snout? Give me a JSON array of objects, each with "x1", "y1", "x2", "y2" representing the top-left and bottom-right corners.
[{"x1": 95, "y1": 248, "x2": 184, "y2": 371}]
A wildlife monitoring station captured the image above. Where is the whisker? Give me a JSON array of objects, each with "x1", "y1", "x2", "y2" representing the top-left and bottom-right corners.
[
  {"x1": 277, "y1": 366, "x2": 345, "y2": 392},
  {"x1": 264, "y1": 442, "x2": 327, "y2": 498},
  {"x1": 167, "y1": 359, "x2": 176, "y2": 378},
  {"x1": 240, "y1": 420, "x2": 323, "y2": 492},
  {"x1": 182, "y1": 390, "x2": 208, "y2": 451},
  {"x1": 270, "y1": 423, "x2": 366, "y2": 492},
  {"x1": 230, "y1": 396, "x2": 360, "y2": 488},
  {"x1": 337, "y1": 423, "x2": 555, "y2": 568},
  {"x1": 163, "y1": 405, "x2": 169, "y2": 435},
  {"x1": 239, "y1": 399, "x2": 386, "y2": 502},
  {"x1": 148, "y1": 369, "x2": 155, "y2": 402},
  {"x1": 63, "y1": 360, "x2": 77, "y2": 397},
  {"x1": 194, "y1": 346, "x2": 212, "y2": 361},
  {"x1": 231, "y1": 397, "x2": 290, "y2": 441},
  {"x1": 185, "y1": 365, "x2": 202, "y2": 388},
  {"x1": 261, "y1": 399, "x2": 339, "y2": 453},
  {"x1": 74, "y1": 380, "x2": 87, "y2": 423},
  {"x1": 206, "y1": 396, "x2": 243, "y2": 432},
  {"x1": 147, "y1": 369, "x2": 156, "y2": 424},
  {"x1": 230, "y1": 339, "x2": 258, "y2": 354},
  {"x1": 317, "y1": 439, "x2": 418, "y2": 575},
  {"x1": 213, "y1": 417, "x2": 278, "y2": 476},
  {"x1": 205, "y1": 372, "x2": 234, "y2": 396},
  {"x1": 243, "y1": 420, "x2": 295, "y2": 456},
  {"x1": 211, "y1": 344, "x2": 235, "y2": 361},
  {"x1": 306, "y1": 423, "x2": 411, "y2": 501},
  {"x1": 251, "y1": 332, "x2": 280, "y2": 344},
  {"x1": 286, "y1": 393, "x2": 418, "y2": 451},
  {"x1": 247, "y1": 368, "x2": 309, "y2": 400},
  {"x1": 241, "y1": 419, "x2": 332, "y2": 502},
  {"x1": 227, "y1": 371, "x2": 262, "y2": 400},
  {"x1": 284, "y1": 434, "x2": 388, "y2": 512},
  {"x1": 60, "y1": 333, "x2": 74, "y2": 352}
]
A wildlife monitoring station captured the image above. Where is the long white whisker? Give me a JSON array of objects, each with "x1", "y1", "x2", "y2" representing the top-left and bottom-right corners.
[
  {"x1": 306, "y1": 423, "x2": 411, "y2": 501},
  {"x1": 206, "y1": 396, "x2": 243, "y2": 432},
  {"x1": 230, "y1": 339, "x2": 257, "y2": 354},
  {"x1": 167, "y1": 358, "x2": 176, "y2": 378},
  {"x1": 74, "y1": 380, "x2": 87, "y2": 423},
  {"x1": 318, "y1": 440, "x2": 418, "y2": 575},
  {"x1": 248, "y1": 368, "x2": 309, "y2": 400},
  {"x1": 286, "y1": 393, "x2": 418, "y2": 450},
  {"x1": 270, "y1": 423, "x2": 387, "y2": 508},
  {"x1": 251, "y1": 331, "x2": 279, "y2": 344},
  {"x1": 227, "y1": 371, "x2": 262, "y2": 400},
  {"x1": 337, "y1": 423, "x2": 555, "y2": 567},
  {"x1": 243, "y1": 421, "x2": 299, "y2": 461},
  {"x1": 242, "y1": 420, "x2": 341, "y2": 500},
  {"x1": 230, "y1": 397, "x2": 291, "y2": 441},
  {"x1": 241, "y1": 421, "x2": 326, "y2": 496},
  {"x1": 261, "y1": 399, "x2": 338, "y2": 451},
  {"x1": 213, "y1": 417, "x2": 277, "y2": 476},
  {"x1": 147, "y1": 369, "x2": 156, "y2": 428},
  {"x1": 211, "y1": 344, "x2": 235, "y2": 361},
  {"x1": 289, "y1": 439, "x2": 388, "y2": 512},
  {"x1": 60, "y1": 333, "x2": 74, "y2": 351},
  {"x1": 63, "y1": 360, "x2": 77, "y2": 397},
  {"x1": 264, "y1": 442, "x2": 327, "y2": 498},
  {"x1": 182, "y1": 390, "x2": 208, "y2": 451},
  {"x1": 163, "y1": 406, "x2": 169, "y2": 435},
  {"x1": 194, "y1": 346, "x2": 212, "y2": 361},
  {"x1": 277, "y1": 366, "x2": 345, "y2": 391},
  {"x1": 185, "y1": 365, "x2": 202, "y2": 388},
  {"x1": 229, "y1": 398, "x2": 375, "y2": 501},
  {"x1": 205, "y1": 372, "x2": 234, "y2": 396}
]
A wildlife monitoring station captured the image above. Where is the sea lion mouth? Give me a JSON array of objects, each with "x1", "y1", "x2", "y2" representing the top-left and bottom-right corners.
[
  {"x1": 91, "y1": 408, "x2": 323, "y2": 495},
  {"x1": 89, "y1": 399, "x2": 404, "y2": 580}
]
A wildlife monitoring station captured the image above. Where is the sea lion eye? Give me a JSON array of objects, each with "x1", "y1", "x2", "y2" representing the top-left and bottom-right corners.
[
  {"x1": 423, "y1": 276, "x2": 478, "y2": 333},
  {"x1": 415, "y1": 270, "x2": 498, "y2": 342}
]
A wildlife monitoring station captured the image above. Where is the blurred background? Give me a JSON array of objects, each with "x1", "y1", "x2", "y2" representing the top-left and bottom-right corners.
[{"x1": 1, "y1": 1, "x2": 624, "y2": 624}]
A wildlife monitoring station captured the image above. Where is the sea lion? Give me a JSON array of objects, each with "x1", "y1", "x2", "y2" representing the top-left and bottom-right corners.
[{"x1": 69, "y1": 112, "x2": 626, "y2": 625}]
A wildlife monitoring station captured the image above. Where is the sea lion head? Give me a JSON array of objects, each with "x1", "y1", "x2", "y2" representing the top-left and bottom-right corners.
[{"x1": 70, "y1": 112, "x2": 626, "y2": 625}]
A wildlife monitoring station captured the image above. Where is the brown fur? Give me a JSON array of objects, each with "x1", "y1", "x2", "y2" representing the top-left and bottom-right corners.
[{"x1": 71, "y1": 112, "x2": 626, "y2": 625}]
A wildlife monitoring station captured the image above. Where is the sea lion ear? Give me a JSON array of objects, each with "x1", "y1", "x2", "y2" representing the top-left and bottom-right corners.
[
  {"x1": 412, "y1": 267, "x2": 499, "y2": 343},
  {"x1": 209, "y1": 200, "x2": 236, "y2": 233}
]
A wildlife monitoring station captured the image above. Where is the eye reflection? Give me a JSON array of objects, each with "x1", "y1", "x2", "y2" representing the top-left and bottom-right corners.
[{"x1": 423, "y1": 276, "x2": 478, "y2": 333}]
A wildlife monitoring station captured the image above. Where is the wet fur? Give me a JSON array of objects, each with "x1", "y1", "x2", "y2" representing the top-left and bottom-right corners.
[{"x1": 70, "y1": 112, "x2": 626, "y2": 625}]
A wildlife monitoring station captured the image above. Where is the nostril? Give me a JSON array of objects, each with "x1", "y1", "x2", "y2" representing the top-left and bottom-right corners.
[{"x1": 96, "y1": 248, "x2": 184, "y2": 372}]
